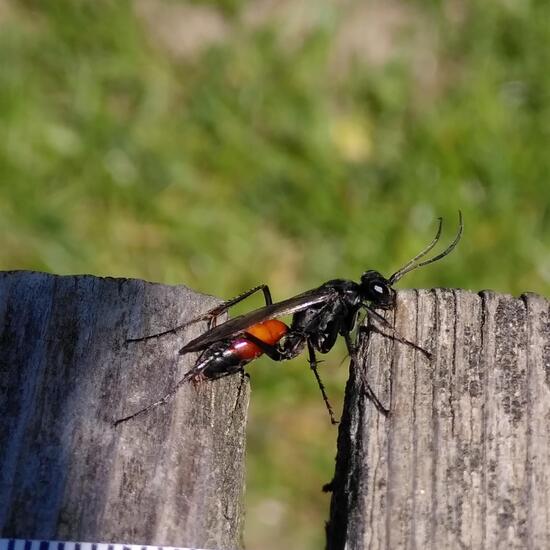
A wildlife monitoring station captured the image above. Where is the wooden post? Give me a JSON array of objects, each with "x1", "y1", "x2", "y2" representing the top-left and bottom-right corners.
[
  {"x1": 0, "y1": 271, "x2": 249, "y2": 550},
  {"x1": 326, "y1": 289, "x2": 550, "y2": 550}
]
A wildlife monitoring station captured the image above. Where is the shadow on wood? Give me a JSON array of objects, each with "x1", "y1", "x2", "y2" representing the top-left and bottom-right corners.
[
  {"x1": 0, "y1": 271, "x2": 249, "y2": 550},
  {"x1": 327, "y1": 289, "x2": 550, "y2": 550}
]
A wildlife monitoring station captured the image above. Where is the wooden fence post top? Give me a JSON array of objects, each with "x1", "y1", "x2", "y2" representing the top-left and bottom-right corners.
[
  {"x1": 0, "y1": 271, "x2": 249, "y2": 550},
  {"x1": 327, "y1": 288, "x2": 550, "y2": 550}
]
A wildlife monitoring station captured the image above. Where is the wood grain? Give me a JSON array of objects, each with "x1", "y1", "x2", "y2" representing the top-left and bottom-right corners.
[{"x1": 0, "y1": 271, "x2": 249, "y2": 550}]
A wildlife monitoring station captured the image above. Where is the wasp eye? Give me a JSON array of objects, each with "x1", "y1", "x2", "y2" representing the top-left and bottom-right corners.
[{"x1": 373, "y1": 284, "x2": 385, "y2": 294}]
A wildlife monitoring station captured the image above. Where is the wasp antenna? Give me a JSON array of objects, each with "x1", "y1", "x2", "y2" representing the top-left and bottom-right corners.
[
  {"x1": 390, "y1": 217, "x2": 443, "y2": 282},
  {"x1": 388, "y1": 216, "x2": 443, "y2": 283},
  {"x1": 389, "y1": 211, "x2": 463, "y2": 284},
  {"x1": 413, "y1": 210, "x2": 463, "y2": 268}
]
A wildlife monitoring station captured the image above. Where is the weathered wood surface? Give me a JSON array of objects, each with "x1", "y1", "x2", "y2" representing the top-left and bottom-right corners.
[
  {"x1": 0, "y1": 271, "x2": 249, "y2": 550},
  {"x1": 327, "y1": 289, "x2": 550, "y2": 550}
]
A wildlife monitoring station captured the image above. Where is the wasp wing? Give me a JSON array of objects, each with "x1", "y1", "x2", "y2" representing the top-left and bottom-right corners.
[{"x1": 180, "y1": 286, "x2": 337, "y2": 353}]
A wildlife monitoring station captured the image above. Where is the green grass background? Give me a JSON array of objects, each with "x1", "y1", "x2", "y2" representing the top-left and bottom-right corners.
[{"x1": 1, "y1": 1, "x2": 549, "y2": 548}]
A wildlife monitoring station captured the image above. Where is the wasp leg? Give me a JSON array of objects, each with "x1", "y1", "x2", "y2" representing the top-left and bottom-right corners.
[
  {"x1": 204, "y1": 284, "x2": 273, "y2": 329},
  {"x1": 363, "y1": 305, "x2": 431, "y2": 359},
  {"x1": 233, "y1": 368, "x2": 250, "y2": 413},
  {"x1": 344, "y1": 332, "x2": 389, "y2": 416},
  {"x1": 113, "y1": 365, "x2": 200, "y2": 426},
  {"x1": 238, "y1": 331, "x2": 297, "y2": 361},
  {"x1": 306, "y1": 341, "x2": 338, "y2": 425},
  {"x1": 240, "y1": 331, "x2": 337, "y2": 424},
  {"x1": 115, "y1": 344, "x2": 226, "y2": 425},
  {"x1": 127, "y1": 284, "x2": 273, "y2": 342}
]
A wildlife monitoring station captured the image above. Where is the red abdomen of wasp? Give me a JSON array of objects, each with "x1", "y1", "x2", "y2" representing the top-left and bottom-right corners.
[{"x1": 231, "y1": 319, "x2": 288, "y2": 361}]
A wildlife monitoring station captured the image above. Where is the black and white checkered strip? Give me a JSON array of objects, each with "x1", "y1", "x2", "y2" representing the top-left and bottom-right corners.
[{"x1": 0, "y1": 540, "x2": 212, "y2": 550}]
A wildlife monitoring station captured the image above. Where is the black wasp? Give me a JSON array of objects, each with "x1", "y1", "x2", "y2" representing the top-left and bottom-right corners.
[{"x1": 116, "y1": 213, "x2": 463, "y2": 426}]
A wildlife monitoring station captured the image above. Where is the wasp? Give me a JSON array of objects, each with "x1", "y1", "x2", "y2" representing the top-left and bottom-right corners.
[{"x1": 116, "y1": 213, "x2": 462, "y2": 425}]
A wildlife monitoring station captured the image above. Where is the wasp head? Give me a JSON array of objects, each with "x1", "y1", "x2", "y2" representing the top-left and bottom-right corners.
[{"x1": 360, "y1": 270, "x2": 395, "y2": 308}]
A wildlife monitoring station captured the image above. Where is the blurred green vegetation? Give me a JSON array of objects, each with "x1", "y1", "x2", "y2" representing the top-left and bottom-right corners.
[{"x1": 1, "y1": 1, "x2": 549, "y2": 548}]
